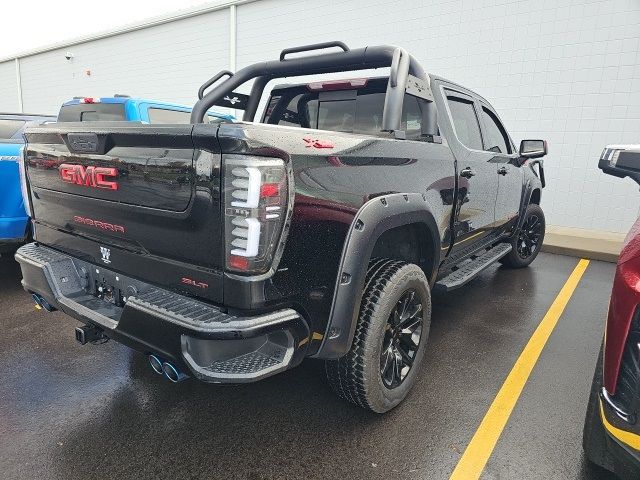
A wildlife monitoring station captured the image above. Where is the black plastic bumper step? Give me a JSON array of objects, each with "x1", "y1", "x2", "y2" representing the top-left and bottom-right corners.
[{"x1": 434, "y1": 243, "x2": 512, "y2": 293}]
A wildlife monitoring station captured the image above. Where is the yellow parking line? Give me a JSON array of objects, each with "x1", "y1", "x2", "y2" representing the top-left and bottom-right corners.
[{"x1": 449, "y1": 258, "x2": 590, "y2": 480}]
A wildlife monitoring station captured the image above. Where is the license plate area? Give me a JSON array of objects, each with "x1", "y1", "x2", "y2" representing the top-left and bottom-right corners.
[
  {"x1": 72, "y1": 260, "x2": 154, "y2": 310},
  {"x1": 95, "y1": 279, "x2": 123, "y2": 306}
]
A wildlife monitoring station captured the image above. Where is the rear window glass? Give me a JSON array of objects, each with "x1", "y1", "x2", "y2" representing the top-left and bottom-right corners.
[
  {"x1": 263, "y1": 79, "x2": 424, "y2": 138},
  {"x1": 148, "y1": 108, "x2": 224, "y2": 124},
  {"x1": 0, "y1": 119, "x2": 26, "y2": 139},
  {"x1": 148, "y1": 108, "x2": 191, "y2": 124},
  {"x1": 58, "y1": 103, "x2": 125, "y2": 122}
]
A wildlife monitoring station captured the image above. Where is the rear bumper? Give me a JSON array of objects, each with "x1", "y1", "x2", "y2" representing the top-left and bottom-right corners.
[{"x1": 15, "y1": 242, "x2": 310, "y2": 383}]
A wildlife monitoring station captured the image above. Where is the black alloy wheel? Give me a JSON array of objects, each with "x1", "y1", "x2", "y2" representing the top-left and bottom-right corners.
[
  {"x1": 500, "y1": 203, "x2": 546, "y2": 268},
  {"x1": 380, "y1": 289, "x2": 423, "y2": 389},
  {"x1": 516, "y1": 213, "x2": 543, "y2": 259},
  {"x1": 325, "y1": 259, "x2": 432, "y2": 413}
]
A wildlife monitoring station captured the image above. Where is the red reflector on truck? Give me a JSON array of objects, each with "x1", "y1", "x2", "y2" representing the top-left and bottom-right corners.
[
  {"x1": 307, "y1": 78, "x2": 368, "y2": 91},
  {"x1": 260, "y1": 183, "x2": 280, "y2": 198},
  {"x1": 228, "y1": 255, "x2": 249, "y2": 271}
]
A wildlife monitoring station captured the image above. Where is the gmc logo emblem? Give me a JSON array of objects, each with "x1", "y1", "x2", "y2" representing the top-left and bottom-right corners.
[{"x1": 59, "y1": 164, "x2": 118, "y2": 190}]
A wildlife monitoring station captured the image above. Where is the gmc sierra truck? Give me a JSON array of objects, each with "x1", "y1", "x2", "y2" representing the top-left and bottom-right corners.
[{"x1": 15, "y1": 42, "x2": 547, "y2": 412}]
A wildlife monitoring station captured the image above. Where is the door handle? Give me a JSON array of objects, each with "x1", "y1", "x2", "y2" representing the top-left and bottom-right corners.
[
  {"x1": 497, "y1": 166, "x2": 509, "y2": 175},
  {"x1": 460, "y1": 167, "x2": 476, "y2": 178}
]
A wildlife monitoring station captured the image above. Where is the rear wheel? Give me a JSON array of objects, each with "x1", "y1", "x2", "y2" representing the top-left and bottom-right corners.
[
  {"x1": 325, "y1": 259, "x2": 431, "y2": 413},
  {"x1": 500, "y1": 203, "x2": 545, "y2": 268}
]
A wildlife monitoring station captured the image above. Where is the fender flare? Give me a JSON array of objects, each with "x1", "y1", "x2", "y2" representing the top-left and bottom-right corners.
[
  {"x1": 517, "y1": 176, "x2": 542, "y2": 230},
  {"x1": 313, "y1": 193, "x2": 441, "y2": 360}
]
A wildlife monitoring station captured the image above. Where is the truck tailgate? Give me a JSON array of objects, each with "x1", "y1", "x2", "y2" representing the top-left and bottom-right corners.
[{"x1": 23, "y1": 122, "x2": 225, "y2": 301}]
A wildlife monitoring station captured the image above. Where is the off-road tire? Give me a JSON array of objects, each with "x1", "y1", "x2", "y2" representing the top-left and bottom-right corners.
[
  {"x1": 325, "y1": 259, "x2": 431, "y2": 413},
  {"x1": 500, "y1": 203, "x2": 545, "y2": 268}
]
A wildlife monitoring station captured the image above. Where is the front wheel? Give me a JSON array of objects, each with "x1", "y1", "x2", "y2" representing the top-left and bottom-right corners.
[
  {"x1": 500, "y1": 203, "x2": 545, "y2": 268},
  {"x1": 325, "y1": 259, "x2": 431, "y2": 413}
]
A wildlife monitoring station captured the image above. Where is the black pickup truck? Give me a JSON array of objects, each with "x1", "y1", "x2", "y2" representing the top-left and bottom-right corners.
[{"x1": 15, "y1": 42, "x2": 547, "y2": 412}]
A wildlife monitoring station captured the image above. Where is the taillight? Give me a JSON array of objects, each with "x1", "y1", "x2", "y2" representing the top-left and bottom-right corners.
[
  {"x1": 224, "y1": 155, "x2": 290, "y2": 274},
  {"x1": 18, "y1": 146, "x2": 33, "y2": 217}
]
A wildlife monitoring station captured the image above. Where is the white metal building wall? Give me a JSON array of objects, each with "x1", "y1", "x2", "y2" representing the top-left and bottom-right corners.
[
  {"x1": 19, "y1": 9, "x2": 230, "y2": 114},
  {"x1": 1, "y1": 0, "x2": 639, "y2": 234},
  {"x1": 0, "y1": 61, "x2": 19, "y2": 111}
]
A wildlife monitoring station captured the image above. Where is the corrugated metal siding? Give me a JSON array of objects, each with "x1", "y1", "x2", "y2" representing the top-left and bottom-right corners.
[
  {"x1": 18, "y1": 9, "x2": 230, "y2": 115},
  {"x1": 0, "y1": 61, "x2": 18, "y2": 112},
  {"x1": 0, "y1": 0, "x2": 639, "y2": 233}
]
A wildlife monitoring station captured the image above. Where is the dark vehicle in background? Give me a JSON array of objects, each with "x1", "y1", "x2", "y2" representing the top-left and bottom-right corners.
[
  {"x1": 584, "y1": 144, "x2": 640, "y2": 478},
  {"x1": 15, "y1": 42, "x2": 547, "y2": 412},
  {"x1": 0, "y1": 113, "x2": 55, "y2": 251}
]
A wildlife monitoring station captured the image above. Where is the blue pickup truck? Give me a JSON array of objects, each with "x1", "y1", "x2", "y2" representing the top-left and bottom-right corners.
[
  {"x1": 0, "y1": 113, "x2": 56, "y2": 251},
  {"x1": 57, "y1": 95, "x2": 235, "y2": 123}
]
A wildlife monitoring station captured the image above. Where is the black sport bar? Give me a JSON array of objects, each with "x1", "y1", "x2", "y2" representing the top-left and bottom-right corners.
[{"x1": 191, "y1": 43, "x2": 437, "y2": 137}]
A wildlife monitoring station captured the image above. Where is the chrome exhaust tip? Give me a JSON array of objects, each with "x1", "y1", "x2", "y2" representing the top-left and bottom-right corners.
[
  {"x1": 32, "y1": 293, "x2": 55, "y2": 312},
  {"x1": 162, "y1": 361, "x2": 188, "y2": 383},
  {"x1": 148, "y1": 355, "x2": 164, "y2": 375}
]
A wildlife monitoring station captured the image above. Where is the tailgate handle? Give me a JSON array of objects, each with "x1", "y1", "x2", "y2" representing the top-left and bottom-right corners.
[{"x1": 66, "y1": 133, "x2": 101, "y2": 154}]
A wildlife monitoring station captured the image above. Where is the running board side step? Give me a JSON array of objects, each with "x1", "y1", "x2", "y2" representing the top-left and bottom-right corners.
[{"x1": 434, "y1": 243, "x2": 512, "y2": 293}]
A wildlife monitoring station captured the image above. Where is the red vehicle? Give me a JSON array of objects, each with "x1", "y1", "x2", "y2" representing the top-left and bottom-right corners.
[{"x1": 584, "y1": 144, "x2": 640, "y2": 478}]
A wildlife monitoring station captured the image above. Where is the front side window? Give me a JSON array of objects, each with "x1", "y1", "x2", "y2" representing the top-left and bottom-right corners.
[
  {"x1": 446, "y1": 96, "x2": 483, "y2": 150},
  {"x1": 481, "y1": 107, "x2": 511, "y2": 154}
]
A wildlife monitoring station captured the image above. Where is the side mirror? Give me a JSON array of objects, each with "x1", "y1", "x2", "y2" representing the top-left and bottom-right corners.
[
  {"x1": 519, "y1": 139, "x2": 547, "y2": 159},
  {"x1": 599, "y1": 145, "x2": 640, "y2": 185}
]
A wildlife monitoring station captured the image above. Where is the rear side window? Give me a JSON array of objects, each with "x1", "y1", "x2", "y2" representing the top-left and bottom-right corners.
[
  {"x1": 446, "y1": 97, "x2": 483, "y2": 150},
  {"x1": 0, "y1": 119, "x2": 26, "y2": 139},
  {"x1": 481, "y1": 107, "x2": 511, "y2": 154},
  {"x1": 263, "y1": 79, "x2": 424, "y2": 138},
  {"x1": 148, "y1": 108, "x2": 191, "y2": 124},
  {"x1": 58, "y1": 104, "x2": 125, "y2": 122}
]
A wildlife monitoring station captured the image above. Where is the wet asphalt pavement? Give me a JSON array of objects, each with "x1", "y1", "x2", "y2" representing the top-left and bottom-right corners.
[{"x1": 0, "y1": 252, "x2": 619, "y2": 479}]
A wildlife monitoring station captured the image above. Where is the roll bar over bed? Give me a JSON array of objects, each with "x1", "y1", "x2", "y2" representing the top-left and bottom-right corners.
[{"x1": 191, "y1": 42, "x2": 438, "y2": 141}]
